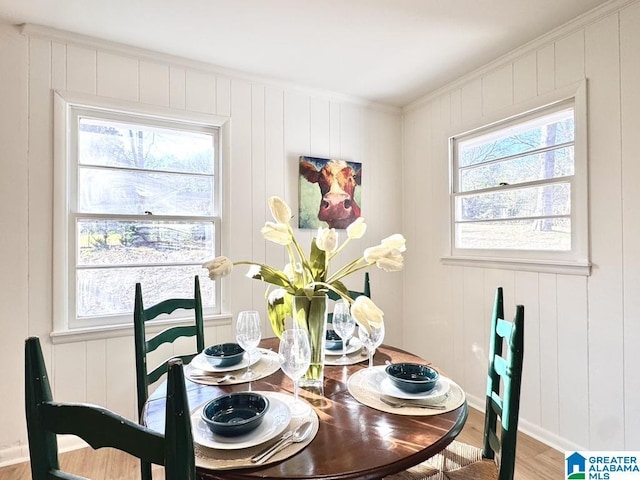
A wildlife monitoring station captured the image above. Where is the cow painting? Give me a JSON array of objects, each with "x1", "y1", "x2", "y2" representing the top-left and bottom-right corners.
[{"x1": 298, "y1": 156, "x2": 362, "y2": 229}]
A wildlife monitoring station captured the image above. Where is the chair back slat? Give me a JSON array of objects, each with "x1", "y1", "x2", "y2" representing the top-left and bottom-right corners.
[
  {"x1": 147, "y1": 351, "x2": 198, "y2": 384},
  {"x1": 146, "y1": 325, "x2": 199, "y2": 352},
  {"x1": 25, "y1": 337, "x2": 196, "y2": 480},
  {"x1": 41, "y1": 403, "x2": 165, "y2": 465},
  {"x1": 481, "y1": 287, "x2": 524, "y2": 480}
]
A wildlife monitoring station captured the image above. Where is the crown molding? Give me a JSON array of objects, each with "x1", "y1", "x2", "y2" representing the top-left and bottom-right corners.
[
  {"x1": 18, "y1": 22, "x2": 401, "y2": 115},
  {"x1": 403, "y1": 0, "x2": 638, "y2": 113}
]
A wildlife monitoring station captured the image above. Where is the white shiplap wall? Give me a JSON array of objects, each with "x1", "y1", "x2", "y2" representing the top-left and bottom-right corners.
[
  {"x1": 401, "y1": 0, "x2": 640, "y2": 451},
  {"x1": 0, "y1": 24, "x2": 402, "y2": 464}
]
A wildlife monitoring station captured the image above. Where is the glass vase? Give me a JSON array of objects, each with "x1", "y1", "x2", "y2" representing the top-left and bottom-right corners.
[{"x1": 292, "y1": 294, "x2": 328, "y2": 392}]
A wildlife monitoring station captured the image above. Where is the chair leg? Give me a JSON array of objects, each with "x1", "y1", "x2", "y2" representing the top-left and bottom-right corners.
[{"x1": 141, "y1": 460, "x2": 152, "y2": 480}]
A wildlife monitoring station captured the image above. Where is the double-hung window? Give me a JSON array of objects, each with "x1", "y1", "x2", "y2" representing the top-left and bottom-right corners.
[
  {"x1": 54, "y1": 94, "x2": 222, "y2": 333},
  {"x1": 447, "y1": 84, "x2": 589, "y2": 274}
]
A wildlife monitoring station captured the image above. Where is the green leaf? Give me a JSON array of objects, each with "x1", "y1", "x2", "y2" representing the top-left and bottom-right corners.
[
  {"x1": 266, "y1": 293, "x2": 291, "y2": 339},
  {"x1": 330, "y1": 280, "x2": 349, "y2": 299},
  {"x1": 309, "y1": 238, "x2": 327, "y2": 282},
  {"x1": 248, "y1": 266, "x2": 291, "y2": 289}
]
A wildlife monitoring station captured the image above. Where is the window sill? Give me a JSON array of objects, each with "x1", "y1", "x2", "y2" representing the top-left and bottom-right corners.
[
  {"x1": 50, "y1": 314, "x2": 233, "y2": 344},
  {"x1": 440, "y1": 256, "x2": 591, "y2": 276}
]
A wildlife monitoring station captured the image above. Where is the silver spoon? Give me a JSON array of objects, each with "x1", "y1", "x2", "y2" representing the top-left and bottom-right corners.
[
  {"x1": 189, "y1": 373, "x2": 235, "y2": 383},
  {"x1": 251, "y1": 420, "x2": 314, "y2": 464}
]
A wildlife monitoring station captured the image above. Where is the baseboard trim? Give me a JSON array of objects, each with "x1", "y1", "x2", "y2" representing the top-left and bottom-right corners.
[
  {"x1": 465, "y1": 393, "x2": 586, "y2": 453},
  {"x1": 0, "y1": 436, "x2": 88, "y2": 468}
]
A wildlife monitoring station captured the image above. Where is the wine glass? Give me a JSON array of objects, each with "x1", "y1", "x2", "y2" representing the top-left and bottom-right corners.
[
  {"x1": 332, "y1": 300, "x2": 356, "y2": 364},
  {"x1": 278, "y1": 329, "x2": 311, "y2": 415},
  {"x1": 358, "y1": 322, "x2": 385, "y2": 368},
  {"x1": 236, "y1": 311, "x2": 262, "y2": 379}
]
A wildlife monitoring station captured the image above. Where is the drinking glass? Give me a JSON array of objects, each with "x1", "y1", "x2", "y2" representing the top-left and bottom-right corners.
[
  {"x1": 358, "y1": 322, "x2": 385, "y2": 368},
  {"x1": 236, "y1": 311, "x2": 262, "y2": 379},
  {"x1": 332, "y1": 300, "x2": 356, "y2": 364},
  {"x1": 278, "y1": 329, "x2": 311, "y2": 415}
]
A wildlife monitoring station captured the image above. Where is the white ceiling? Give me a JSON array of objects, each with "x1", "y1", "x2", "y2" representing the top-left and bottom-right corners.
[{"x1": 0, "y1": 0, "x2": 611, "y2": 107}]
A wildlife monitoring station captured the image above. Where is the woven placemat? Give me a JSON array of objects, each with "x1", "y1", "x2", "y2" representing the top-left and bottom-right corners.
[
  {"x1": 192, "y1": 391, "x2": 319, "y2": 470},
  {"x1": 186, "y1": 349, "x2": 280, "y2": 386},
  {"x1": 325, "y1": 349, "x2": 368, "y2": 366},
  {"x1": 347, "y1": 366, "x2": 466, "y2": 416}
]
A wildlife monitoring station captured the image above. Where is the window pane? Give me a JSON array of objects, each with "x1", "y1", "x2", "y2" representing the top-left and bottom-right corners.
[
  {"x1": 456, "y1": 183, "x2": 570, "y2": 221},
  {"x1": 456, "y1": 218, "x2": 570, "y2": 251},
  {"x1": 459, "y1": 146, "x2": 574, "y2": 192},
  {"x1": 78, "y1": 117, "x2": 214, "y2": 175},
  {"x1": 78, "y1": 167, "x2": 214, "y2": 216},
  {"x1": 458, "y1": 107, "x2": 574, "y2": 168},
  {"x1": 77, "y1": 266, "x2": 215, "y2": 318},
  {"x1": 77, "y1": 219, "x2": 214, "y2": 266}
]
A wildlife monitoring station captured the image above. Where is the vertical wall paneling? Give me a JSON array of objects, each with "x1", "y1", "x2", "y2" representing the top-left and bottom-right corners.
[
  {"x1": 0, "y1": 25, "x2": 28, "y2": 454},
  {"x1": 556, "y1": 274, "x2": 589, "y2": 448},
  {"x1": 185, "y1": 69, "x2": 216, "y2": 114},
  {"x1": 85, "y1": 339, "x2": 107, "y2": 406},
  {"x1": 216, "y1": 76, "x2": 231, "y2": 117},
  {"x1": 585, "y1": 13, "x2": 625, "y2": 449},
  {"x1": 66, "y1": 44, "x2": 96, "y2": 95},
  {"x1": 514, "y1": 271, "x2": 541, "y2": 426},
  {"x1": 283, "y1": 91, "x2": 311, "y2": 251},
  {"x1": 310, "y1": 97, "x2": 330, "y2": 158},
  {"x1": 51, "y1": 42, "x2": 66, "y2": 90},
  {"x1": 27, "y1": 37, "x2": 54, "y2": 343},
  {"x1": 139, "y1": 61, "x2": 170, "y2": 106},
  {"x1": 461, "y1": 267, "x2": 486, "y2": 399},
  {"x1": 169, "y1": 66, "x2": 186, "y2": 109},
  {"x1": 96, "y1": 52, "x2": 138, "y2": 101},
  {"x1": 449, "y1": 89, "x2": 462, "y2": 128},
  {"x1": 264, "y1": 86, "x2": 286, "y2": 282},
  {"x1": 53, "y1": 342, "x2": 87, "y2": 402},
  {"x1": 555, "y1": 30, "x2": 586, "y2": 88},
  {"x1": 105, "y1": 337, "x2": 136, "y2": 419},
  {"x1": 228, "y1": 80, "x2": 253, "y2": 312},
  {"x1": 251, "y1": 84, "x2": 267, "y2": 323},
  {"x1": 513, "y1": 52, "x2": 538, "y2": 104},
  {"x1": 536, "y1": 44, "x2": 555, "y2": 95},
  {"x1": 460, "y1": 79, "x2": 482, "y2": 125},
  {"x1": 538, "y1": 274, "x2": 560, "y2": 437},
  {"x1": 481, "y1": 64, "x2": 513, "y2": 115},
  {"x1": 620, "y1": 1, "x2": 640, "y2": 448}
]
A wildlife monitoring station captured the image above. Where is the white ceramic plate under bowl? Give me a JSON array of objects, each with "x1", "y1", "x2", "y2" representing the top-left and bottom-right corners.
[
  {"x1": 324, "y1": 337, "x2": 363, "y2": 356},
  {"x1": 191, "y1": 395, "x2": 291, "y2": 450},
  {"x1": 190, "y1": 349, "x2": 263, "y2": 373},
  {"x1": 378, "y1": 374, "x2": 451, "y2": 401}
]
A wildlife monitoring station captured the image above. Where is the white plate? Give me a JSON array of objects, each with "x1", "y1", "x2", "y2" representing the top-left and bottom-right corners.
[
  {"x1": 190, "y1": 349, "x2": 263, "y2": 373},
  {"x1": 324, "y1": 337, "x2": 363, "y2": 356},
  {"x1": 191, "y1": 395, "x2": 291, "y2": 450},
  {"x1": 378, "y1": 373, "x2": 451, "y2": 401}
]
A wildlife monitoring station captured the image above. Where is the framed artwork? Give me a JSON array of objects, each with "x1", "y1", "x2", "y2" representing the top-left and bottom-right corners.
[{"x1": 298, "y1": 156, "x2": 362, "y2": 230}]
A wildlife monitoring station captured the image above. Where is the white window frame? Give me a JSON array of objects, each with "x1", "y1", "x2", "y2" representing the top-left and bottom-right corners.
[
  {"x1": 442, "y1": 81, "x2": 590, "y2": 275},
  {"x1": 52, "y1": 91, "x2": 231, "y2": 340}
]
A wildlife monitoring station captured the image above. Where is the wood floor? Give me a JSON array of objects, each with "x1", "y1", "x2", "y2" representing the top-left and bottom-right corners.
[{"x1": 0, "y1": 407, "x2": 563, "y2": 479}]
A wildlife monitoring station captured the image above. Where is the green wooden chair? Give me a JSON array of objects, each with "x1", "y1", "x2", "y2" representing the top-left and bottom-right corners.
[
  {"x1": 327, "y1": 272, "x2": 371, "y2": 323},
  {"x1": 25, "y1": 336, "x2": 196, "y2": 480},
  {"x1": 134, "y1": 275, "x2": 204, "y2": 480},
  {"x1": 385, "y1": 287, "x2": 524, "y2": 480}
]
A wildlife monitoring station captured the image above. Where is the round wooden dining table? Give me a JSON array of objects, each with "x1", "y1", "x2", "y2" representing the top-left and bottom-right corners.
[{"x1": 142, "y1": 338, "x2": 468, "y2": 480}]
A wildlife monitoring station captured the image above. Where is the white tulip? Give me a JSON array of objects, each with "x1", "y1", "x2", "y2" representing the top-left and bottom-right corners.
[
  {"x1": 316, "y1": 227, "x2": 338, "y2": 252},
  {"x1": 346, "y1": 217, "x2": 367, "y2": 239},
  {"x1": 261, "y1": 222, "x2": 292, "y2": 245},
  {"x1": 268, "y1": 196, "x2": 292, "y2": 224},
  {"x1": 351, "y1": 296, "x2": 384, "y2": 333},
  {"x1": 202, "y1": 256, "x2": 233, "y2": 280}
]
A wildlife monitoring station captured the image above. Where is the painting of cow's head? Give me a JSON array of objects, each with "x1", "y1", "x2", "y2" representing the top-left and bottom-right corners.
[{"x1": 299, "y1": 156, "x2": 362, "y2": 229}]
